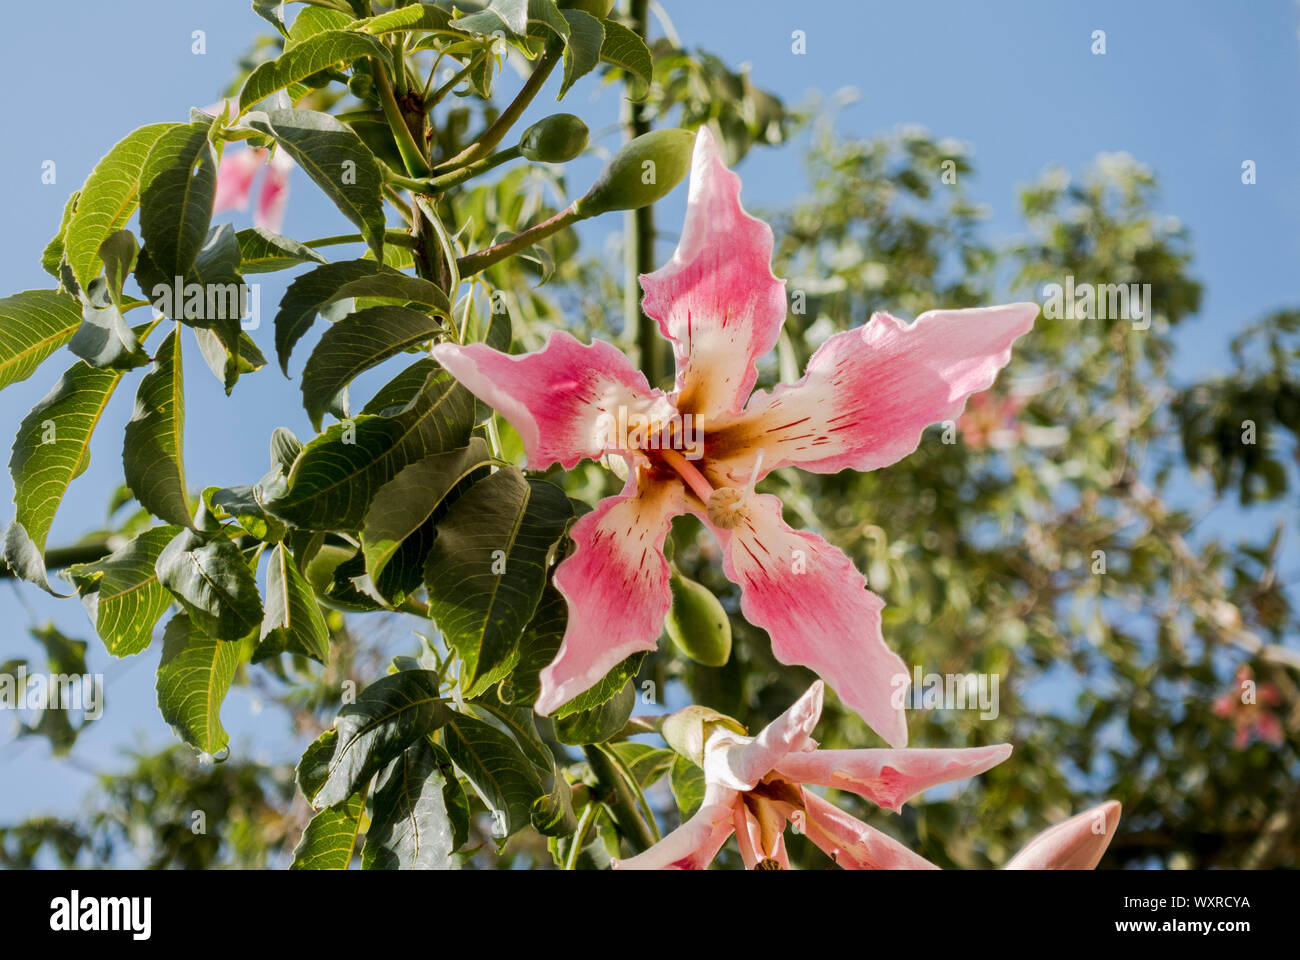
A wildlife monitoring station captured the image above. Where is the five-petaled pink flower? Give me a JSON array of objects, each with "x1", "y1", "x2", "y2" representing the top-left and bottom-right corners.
[
  {"x1": 213, "y1": 146, "x2": 294, "y2": 233},
  {"x1": 1212, "y1": 664, "x2": 1284, "y2": 750},
  {"x1": 432, "y1": 127, "x2": 1037, "y2": 745},
  {"x1": 614, "y1": 682, "x2": 1121, "y2": 870},
  {"x1": 614, "y1": 681, "x2": 1011, "y2": 869}
]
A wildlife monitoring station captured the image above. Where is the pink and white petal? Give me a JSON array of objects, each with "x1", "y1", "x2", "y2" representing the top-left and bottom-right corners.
[
  {"x1": 800, "y1": 790, "x2": 938, "y2": 870},
  {"x1": 707, "y1": 303, "x2": 1038, "y2": 485},
  {"x1": 536, "y1": 473, "x2": 686, "y2": 716},
  {"x1": 1005, "y1": 800, "x2": 1122, "y2": 870},
  {"x1": 707, "y1": 682, "x2": 824, "y2": 790},
  {"x1": 613, "y1": 785, "x2": 738, "y2": 870},
  {"x1": 774, "y1": 743, "x2": 1012, "y2": 813},
  {"x1": 432, "y1": 331, "x2": 670, "y2": 471},
  {"x1": 254, "y1": 150, "x2": 293, "y2": 232},
  {"x1": 639, "y1": 126, "x2": 787, "y2": 418},
  {"x1": 702, "y1": 494, "x2": 909, "y2": 747},
  {"x1": 213, "y1": 148, "x2": 262, "y2": 215}
]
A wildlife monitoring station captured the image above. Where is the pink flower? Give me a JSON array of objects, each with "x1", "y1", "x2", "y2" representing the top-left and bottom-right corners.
[
  {"x1": 213, "y1": 147, "x2": 294, "y2": 233},
  {"x1": 613, "y1": 681, "x2": 1013, "y2": 870},
  {"x1": 432, "y1": 128, "x2": 1037, "y2": 744},
  {"x1": 1004, "y1": 801, "x2": 1123, "y2": 870},
  {"x1": 1212, "y1": 664, "x2": 1284, "y2": 750}
]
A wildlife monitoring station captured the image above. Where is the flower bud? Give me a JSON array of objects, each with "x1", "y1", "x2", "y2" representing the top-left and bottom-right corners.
[
  {"x1": 559, "y1": 0, "x2": 616, "y2": 18},
  {"x1": 519, "y1": 113, "x2": 589, "y2": 163},
  {"x1": 575, "y1": 128, "x2": 695, "y2": 217},
  {"x1": 665, "y1": 570, "x2": 732, "y2": 666},
  {"x1": 662, "y1": 705, "x2": 746, "y2": 767}
]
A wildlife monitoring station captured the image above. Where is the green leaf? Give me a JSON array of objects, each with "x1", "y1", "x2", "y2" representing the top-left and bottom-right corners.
[
  {"x1": 607, "y1": 742, "x2": 675, "y2": 787},
  {"x1": 272, "y1": 259, "x2": 402, "y2": 374},
  {"x1": 441, "y1": 710, "x2": 543, "y2": 836},
  {"x1": 194, "y1": 327, "x2": 266, "y2": 395},
  {"x1": 252, "y1": 0, "x2": 290, "y2": 37},
  {"x1": 308, "y1": 670, "x2": 455, "y2": 808},
  {"x1": 0, "y1": 290, "x2": 82, "y2": 393},
  {"x1": 300, "y1": 305, "x2": 447, "y2": 430},
  {"x1": 235, "y1": 226, "x2": 329, "y2": 273},
  {"x1": 247, "y1": 110, "x2": 386, "y2": 261},
  {"x1": 526, "y1": 0, "x2": 570, "y2": 41},
  {"x1": 138, "y1": 123, "x2": 218, "y2": 280},
  {"x1": 362, "y1": 740, "x2": 460, "y2": 869},
  {"x1": 155, "y1": 612, "x2": 245, "y2": 754},
  {"x1": 4, "y1": 360, "x2": 126, "y2": 593},
  {"x1": 239, "y1": 30, "x2": 390, "y2": 111},
  {"x1": 551, "y1": 652, "x2": 645, "y2": 719},
  {"x1": 154, "y1": 529, "x2": 264, "y2": 642},
  {"x1": 122, "y1": 329, "x2": 192, "y2": 527},
  {"x1": 361, "y1": 437, "x2": 491, "y2": 585},
  {"x1": 65, "y1": 524, "x2": 181, "y2": 657},
  {"x1": 598, "y1": 18, "x2": 652, "y2": 98},
  {"x1": 558, "y1": 9, "x2": 604, "y2": 98},
  {"x1": 670, "y1": 754, "x2": 705, "y2": 818},
  {"x1": 360, "y1": 357, "x2": 438, "y2": 415},
  {"x1": 259, "y1": 542, "x2": 330, "y2": 663},
  {"x1": 323, "y1": 272, "x2": 452, "y2": 315},
  {"x1": 288, "y1": 4, "x2": 355, "y2": 40},
  {"x1": 425, "y1": 470, "x2": 572, "y2": 695},
  {"x1": 553, "y1": 678, "x2": 633, "y2": 744},
  {"x1": 64, "y1": 123, "x2": 182, "y2": 292},
  {"x1": 451, "y1": 0, "x2": 528, "y2": 36},
  {"x1": 41, "y1": 190, "x2": 80, "y2": 279},
  {"x1": 202, "y1": 485, "x2": 285, "y2": 542},
  {"x1": 291, "y1": 783, "x2": 369, "y2": 870},
  {"x1": 354, "y1": 3, "x2": 462, "y2": 36},
  {"x1": 266, "y1": 369, "x2": 475, "y2": 530},
  {"x1": 509, "y1": 580, "x2": 566, "y2": 707}
]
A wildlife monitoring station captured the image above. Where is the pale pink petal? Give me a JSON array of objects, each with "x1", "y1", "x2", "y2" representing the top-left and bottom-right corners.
[
  {"x1": 707, "y1": 304, "x2": 1038, "y2": 485},
  {"x1": 707, "y1": 681, "x2": 824, "y2": 790},
  {"x1": 612, "y1": 784, "x2": 738, "y2": 870},
  {"x1": 432, "y1": 331, "x2": 671, "y2": 471},
  {"x1": 535, "y1": 472, "x2": 686, "y2": 715},
  {"x1": 639, "y1": 126, "x2": 786, "y2": 417},
  {"x1": 1005, "y1": 800, "x2": 1122, "y2": 870},
  {"x1": 774, "y1": 743, "x2": 1012, "y2": 812},
  {"x1": 213, "y1": 148, "x2": 262, "y2": 216},
  {"x1": 255, "y1": 149, "x2": 293, "y2": 232},
  {"x1": 700, "y1": 493, "x2": 909, "y2": 747},
  {"x1": 800, "y1": 790, "x2": 939, "y2": 870}
]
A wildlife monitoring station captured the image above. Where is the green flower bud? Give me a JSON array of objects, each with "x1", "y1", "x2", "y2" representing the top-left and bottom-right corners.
[
  {"x1": 662, "y1": 705, "x2": 747, "y2": 767},
  {"x1": 559, "y1": 0, "x2": 615, "y2": 17},
  {"x1": 347, "y1": 72, "x2": 374, "y2": 100},
  {"x1": 519, "y1": 113, "x2": 589, "y2": 163},
  {"x1": 665, "y1": 570, "x2": 732, "y2": 667},
  {"x1": 575, "y1": 128, "x2": 695, "y2": 217}
]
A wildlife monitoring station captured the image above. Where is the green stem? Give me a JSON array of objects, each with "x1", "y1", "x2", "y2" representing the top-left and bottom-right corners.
[
  {"x1": 428, "y1": 145, "x2": 521, "y2": 191},
  {"x1": 583, "y1": 744, "x2": 655, "y2": 854},
  {"x1": 564, "y1": 803, "x2": 599, "y2": 870},
  {"x1": 374, "y1": 57, "x2": 431, "y2": 177},
  {"x1": 603, "y1": 743, "x2": 662, "y2": 842},
  {"x1": 434, "y1": 41, "x2": 563, "y2": 172},
  {"x1": 429, "y1": 52, "x2": 486, "y2": 106},
  {"x1": 456, "y1": 203, "x2": 585, "y2": 277}
]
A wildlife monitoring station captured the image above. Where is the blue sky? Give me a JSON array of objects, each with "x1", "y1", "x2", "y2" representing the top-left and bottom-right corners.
[{"x1": 1, "y1": 0, "x2": 1297, "y2": 827}]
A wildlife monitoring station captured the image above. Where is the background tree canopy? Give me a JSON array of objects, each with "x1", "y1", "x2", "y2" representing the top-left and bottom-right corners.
[{"x1": 0, "y1": 1, "x2": 1296, "y2": 870}]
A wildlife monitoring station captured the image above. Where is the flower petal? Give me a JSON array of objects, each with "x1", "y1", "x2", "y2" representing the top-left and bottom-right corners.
[
  {"x1": 255, "y1": 150, "x2": 293, "y2": 233},
  {"x1": 702, "y1": 493, "x2": 909, "y2": 747},
  {"x1": 707, "y1": 304, "x2": 1038, "y2": 485},
  {"x1": 432, "y1": 331, "x2": 671, "y2": 471},
  {"x1": 1005, "y1": 800, "x2": 1122, "y2": 870},
  {"x1": 774, "y1": 743, "x2": 1012, "y2": 812},
  {"x1": 535, "y1": 472, "x2": 686, "y2": 715},
  {"x1": 639, "y1": 126, "x2": 786, "y2": 418},
  {"x1": 213, "y1": 148, "x2": 262, "y2": 216},
  {"x1": 800, "y1": 790, "x2": 939, "y2": 870},
  {"x1": 612, "y1": 784, "x2": 738, "y2": 870},
  {"x1": 733, "y1": 800, "x2": 790, "y2": 869},
  {"x1": 706, "y1": 681, "x2": 824, "y2": 790}
]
